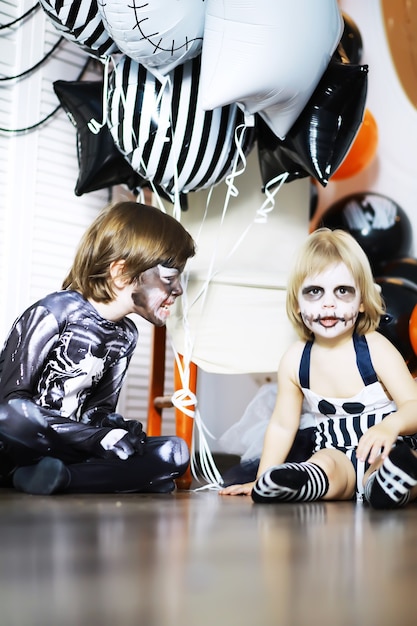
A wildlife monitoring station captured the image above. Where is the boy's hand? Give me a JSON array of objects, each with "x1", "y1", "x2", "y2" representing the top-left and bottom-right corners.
[
  {"x1": 100, "y1": 429, "x2": 146, "y2": 459},
  {"x1": 99, "y1": 413, "x2": 147, "y2": 459},
  {"x1": 105, "y1": 413, "x2": 146, "y2": 440}
]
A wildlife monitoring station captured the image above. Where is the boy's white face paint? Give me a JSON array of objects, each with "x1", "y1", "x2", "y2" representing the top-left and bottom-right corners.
[
  {"x1": 298, "y1": 262, "x2": 364, "y2": 341},
  {"x1": 131, "y1": 264, "x2": 183, "y2": 326}
]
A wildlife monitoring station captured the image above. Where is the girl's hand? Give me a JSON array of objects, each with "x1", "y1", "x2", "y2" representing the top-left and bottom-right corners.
[
  {"x1": 218, "y1": 482, "x2": 255, "y2": 496},
  {"x1": 357, "y1": 420, "x2": 399, "y2": 464}
]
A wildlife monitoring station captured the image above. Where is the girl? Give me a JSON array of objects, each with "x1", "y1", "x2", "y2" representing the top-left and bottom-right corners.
[
  {"x1": 0, "y1": 201, "x2": 196, "y2": 495},
  {"x1": 220, "y1": 228, "x2": 417, "y2": 508}
]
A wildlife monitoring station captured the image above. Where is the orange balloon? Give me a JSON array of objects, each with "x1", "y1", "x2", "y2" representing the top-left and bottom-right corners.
[
  {"x1": 409, "y1": 304, "x2": 417, "y2": 356},
  {"x1": 331, "y1": 108, "x2": 378, "y2": 180}
]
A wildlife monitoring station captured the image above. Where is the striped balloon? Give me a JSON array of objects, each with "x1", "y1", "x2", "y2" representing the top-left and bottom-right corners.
[
  {"x1": 106, "y1": 54, "x2": 255, "y2": 199},
  {"x1": 39, "y1": 0, "x2": 118, "y2": 58}
]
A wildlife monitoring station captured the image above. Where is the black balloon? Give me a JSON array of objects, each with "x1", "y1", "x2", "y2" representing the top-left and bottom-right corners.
[
  {"x1": 375, "y1": 257, "x2": 417, "y2": 285},
  {"x1": 53, "y1": 80, "x2": 148, "y2": 196},
  {"x1": 257, "y1": 60, "x2": 368, "y2": 188},
  {"x1": 321, "y1": 192, "x2": 413, "y2": 269},
  {"x1": 376, "y1": 276, "x2": 417, "y2": 370},
  {"x1": 54, "y1": 78, "x2": 185, "y2": 203},
  {"x1": 334, "y1": 12, "x2": 363, "y2": 65},
  {"x1": 257, "y1": 116, "x2": 307, "y2": 186}
]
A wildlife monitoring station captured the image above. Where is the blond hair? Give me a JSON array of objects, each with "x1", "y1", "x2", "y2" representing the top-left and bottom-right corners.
[
  {"x1": 286, "y1": 228, "x2": 384, "y2": 341},
  {"x1": 63, "y1": 201, "x2": 196, "y2": 302}
]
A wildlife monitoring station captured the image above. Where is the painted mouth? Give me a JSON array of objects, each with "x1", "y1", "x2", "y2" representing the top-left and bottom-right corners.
[
  {"x1": 159, "y1": 299, "x2": 176, "y2": 315},
  {"x1": 316, "y1": 316, "x2": 341, "y2": 328}
]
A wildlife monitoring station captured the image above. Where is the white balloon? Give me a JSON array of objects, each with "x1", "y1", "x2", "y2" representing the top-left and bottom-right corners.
[
  {"x1": 200, "y1": 0, "x2": 344, "y2": 138},
  {"x1": 98, "y1": 0, "x2": 206, "y2": 75}
]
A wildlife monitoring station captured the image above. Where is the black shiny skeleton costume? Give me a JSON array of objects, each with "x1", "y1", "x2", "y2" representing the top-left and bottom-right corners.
[{"x1": 0, "y1": 291, "x2": 189, "y2": 493}]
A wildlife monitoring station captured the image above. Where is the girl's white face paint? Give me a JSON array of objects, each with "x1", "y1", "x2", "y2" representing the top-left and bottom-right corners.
[
  {"x1": 131, "y1": 265, "x2": 183, "y2": 326},
  {"x1": 298, "y1": 262, "x2": 364, "y2": 341}
]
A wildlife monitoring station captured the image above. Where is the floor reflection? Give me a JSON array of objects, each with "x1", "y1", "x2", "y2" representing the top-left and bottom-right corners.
[{"x1": 1, "y1": 491, "x2": 417, "y2": 626}]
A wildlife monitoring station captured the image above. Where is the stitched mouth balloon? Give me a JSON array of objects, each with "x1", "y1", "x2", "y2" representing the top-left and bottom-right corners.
[{"x1": 97, "y1": 0, "x2": 206, "y2": 75}]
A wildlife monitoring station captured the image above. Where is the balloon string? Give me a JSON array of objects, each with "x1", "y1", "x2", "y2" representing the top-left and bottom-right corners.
[
  {"x1": 165, "y1": 123, "x2": 254, "y2": 487},
  {"x1": 174, "y1": 121, "x2": 288, "y2": 315},
  {"x1": 87, "y1": 55, "x2": 112, "y2": 134},
  {"x1": 171, "y1": 347, "x2": 197, "y2": 419},
  {"x1": 185, "y1": 124, "x2": 282, "y2": 311},
  {"x1": 224, "y1": 122, "x2": 251, "y2": 197},
  {"x1": 167, "y1": 126, "x2": 288, "y2": 486},
  {"x1": 255, "y1": 171, "x2": 289, "y2": 223},
  {"x1": 191, "y1": 406, "x2": 224, "y2": 488},
  {"x1": 169, "y1": 340, "x2": 223, "y2": 487},
  {"x1": 186, "y1": 123, "x2": 250, "y2": 309}
]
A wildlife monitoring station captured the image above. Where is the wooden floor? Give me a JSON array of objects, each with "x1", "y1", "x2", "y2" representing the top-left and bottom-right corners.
[{"x1": 1, "y1": 486, "x2": 417, "y2": 626}]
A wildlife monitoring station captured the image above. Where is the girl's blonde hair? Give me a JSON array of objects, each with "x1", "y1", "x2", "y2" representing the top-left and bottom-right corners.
[
  {"x1": 63, "y1": 201, "x2": 196, "y2": 302},
  {"x1": 286, "y1": 228, "x2": 384, "y2": 341}
]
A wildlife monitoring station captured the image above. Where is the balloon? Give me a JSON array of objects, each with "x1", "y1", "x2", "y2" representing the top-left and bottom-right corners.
[
  {"x1": 409, "y1": 304, "x2": 417, "y2": 357},
  {"x1": 257, "y1": 116, "x2": 308, "y2": 186},
  {"x1": 376, "y1": 257, "x2": 417, "y2": 285},
  {"x1": 321, "y1": 192, "x2": 413, "y2": 270},
  {"x1": 38, "y1": 0, "x2": 118, "y2": 58},
  {"x1": 376, "y1": 277, "x2": 417, "y2": 369},
  {"x1": 375, "y1": 259, "x2": 417, "y2": 366},
  {"x1": 334, "y1": 12, "x2": 363, "y2": 64},
  {"x1": 200, "y1": 0, "x2": 343, "y2": 139},
  {"x1": 97, "y1": 0, "x2": 206, "y2": 75},
  {"x1": 107, "y1": 54, "x2": 256, "y2": 201},
  {"x1": 257, "y1": 61, "x2": 368, "y2": 187},
  {"x1": 331, "y1": 109, "x2": 378, "y2": 180},
  {"x1": 54, "y1": 79, "x2": 151, "y2": 196}
]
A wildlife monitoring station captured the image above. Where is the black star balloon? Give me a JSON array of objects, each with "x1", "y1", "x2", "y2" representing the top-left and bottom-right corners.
[
  {"x1": 334, "y1": 12, "x2": 363, "y2": 64},
  {"x1": 53, "y1": 79, "x2": 148, "y2": 196},
  {"x1": 257, "y1": 60, "x2": 368, "y2": 188}
]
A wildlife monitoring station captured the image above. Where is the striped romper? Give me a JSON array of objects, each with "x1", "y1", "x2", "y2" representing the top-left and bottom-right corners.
[{"x1": 299, "y1": 333, "x2": 396, "y2": 499}]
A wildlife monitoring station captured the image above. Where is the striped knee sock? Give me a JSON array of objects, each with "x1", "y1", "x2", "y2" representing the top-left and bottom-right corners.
[
  {"x1": 252, "y1": 462, "x2": 329, "y2": 503},
  {"x1": 364, "y1": 441, "x2": 417, "y2": 509}
]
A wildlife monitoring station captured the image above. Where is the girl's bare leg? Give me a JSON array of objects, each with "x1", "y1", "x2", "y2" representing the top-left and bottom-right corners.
[{"x1": 307, "y1": 449, "x2": 356, "y2": 500}]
